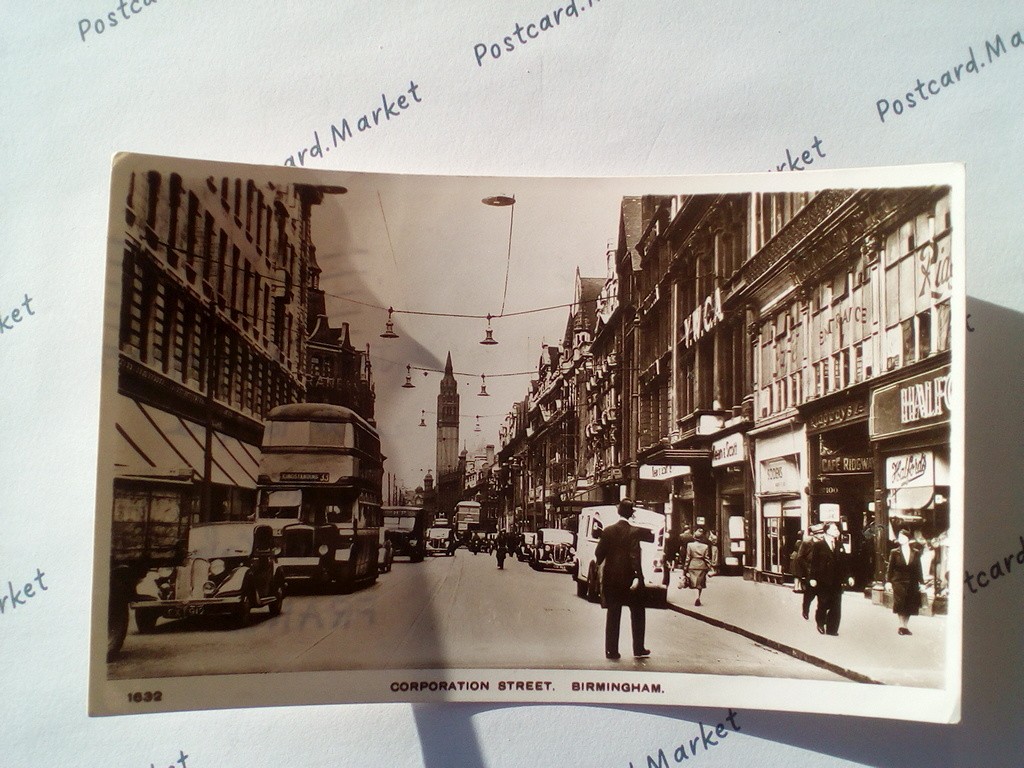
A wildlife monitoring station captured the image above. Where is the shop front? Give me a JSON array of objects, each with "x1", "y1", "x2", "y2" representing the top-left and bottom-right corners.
[
  {"x1": 869, "y1": 360, "x2": 951, "y2": 613},
  {"x1": 753, "y1": 425, "x2": 806, "y2": 583},
  {"x1": 804, "y1": 393, "x2": 876, "y2": 590},
  {"x1": 711, "y1": 431, "x2": 750, "y2": 575}
]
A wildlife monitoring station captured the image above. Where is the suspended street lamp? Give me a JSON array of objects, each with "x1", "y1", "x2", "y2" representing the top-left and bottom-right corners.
[
  {"x1": 474, "y1": 415, "x2": 482, "y2": 432},
  {"x1": 380, "y1": 307, "x2": 399, "y2": 339},
  {"x1": 419, "y1": 410, "x2": 427, "y2": 427},
  {"x1": 402, "y1": 364, "x2": 415, "y2": 388},
  {"x1": 478, "y1": 374, "x2": 490, "y2": 397},
  {"x1": 480, "y1": 313, "x2": 498, "y2": 345}
]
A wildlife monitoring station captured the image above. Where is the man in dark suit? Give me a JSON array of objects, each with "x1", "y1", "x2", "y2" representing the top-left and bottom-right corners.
[
  {"x1": 595, "y1": 499, "x2": 650, "y2": 660},
  {"x1": 807, "y1": 522, "x2": 854, "y2": 635}
]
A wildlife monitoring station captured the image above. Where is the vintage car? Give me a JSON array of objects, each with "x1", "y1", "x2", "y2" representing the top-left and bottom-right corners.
[
  {"x1": 132, "y1": 522, "x2": 285, "y2": 631},
  {"x1": 531, "y1": 528, "x2": 576, "y2": 572},
  {"x1": 517, "y1": 531, "x2": 537, "y2": 562},
  {"x1": 425, "y1": 525, "x2": 454, "y2": 556}
]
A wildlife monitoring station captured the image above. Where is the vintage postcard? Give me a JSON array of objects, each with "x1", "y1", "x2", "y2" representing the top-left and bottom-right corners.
[{"x1": 90, "y1": 154, "x2": 964, "y2": 721}]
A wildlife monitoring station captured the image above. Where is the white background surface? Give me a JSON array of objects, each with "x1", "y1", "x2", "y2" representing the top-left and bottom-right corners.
[{"x1": 2, "y1": 2, "x2": 1022, "y2": 765}]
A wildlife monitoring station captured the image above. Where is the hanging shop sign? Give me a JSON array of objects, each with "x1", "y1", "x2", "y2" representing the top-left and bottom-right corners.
[
  {"x1": 760, "y1": 455, "x2": 799, "y2": 494},
  {"x1": 870, "y1": 364, "x2": 952, "y2": 439},
  {"x1": 885, "y1": 451, "x2": 934, "y2": 489},
  {"x1": 712, "y1": 433, "x2": 746, "y2": 467},
  {"x1": 815, "y1": 434, "x2": 873, "y2": 475},
  {"x1": 681, "y1": 287, "x2": 724, "y2": 348},
  {"x1": 639, "y1": 463, "x2": 692, "y2": 481}
]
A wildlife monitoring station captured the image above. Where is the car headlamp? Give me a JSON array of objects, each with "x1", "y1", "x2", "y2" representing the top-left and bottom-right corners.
[
  {"x1": 202, "y1": 581, "x2": 216, "y2": 597},
  {"x1": 157, "y1": 566, "x2": 174, "y2": 578},
  {"x1": 318, "y1": 544, "x2": 330, "y2": 556},
  {"x1": 209, "y1": 559, "x2": 226, "y2": 576}
]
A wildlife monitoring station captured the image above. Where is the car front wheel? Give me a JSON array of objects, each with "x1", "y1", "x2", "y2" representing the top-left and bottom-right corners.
[
  {"x1": 233, "y1": 589, "x2": 253, "y2": 628},
  {"x1": 135, "y1": 607, "x2": 160, "y2": 634},
  {"x1": 268, "y1": 580, "x2": 285, "y2": 617}
]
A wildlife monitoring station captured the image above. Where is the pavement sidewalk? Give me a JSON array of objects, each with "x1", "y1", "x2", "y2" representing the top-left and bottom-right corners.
[{"x1": 664, "y1": 570, "x2": 949, "y2": 688}]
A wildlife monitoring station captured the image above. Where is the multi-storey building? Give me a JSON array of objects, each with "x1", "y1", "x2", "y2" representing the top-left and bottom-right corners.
[
  {"x1": 625, "y1": 194, "x2": 754, "y2": 575},
  {"x1": 305, "y1": 248, "x2": 375, "y2": 421},
  {"x1": 495, "y1": 184, "x2": 952, "y2": 611},
  {"x1": 114, "y1": 168, "x2": 326, "y2": 524},
  {"x1": 575, "y1": 250, "x2": 625, "y2": 505},
  {"x1": 740, "y1": 186, "x2": 952, "y2": 608}
]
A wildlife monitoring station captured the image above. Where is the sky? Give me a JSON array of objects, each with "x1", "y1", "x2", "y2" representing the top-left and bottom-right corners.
[{"x1": 308, "y1": 172, "x2": 648, "y2": 491}]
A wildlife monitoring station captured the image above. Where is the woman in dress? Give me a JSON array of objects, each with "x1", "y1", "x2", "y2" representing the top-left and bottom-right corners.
[
  {"x1": 886, "y1": 528, "x2": 925, "y2": 635},
  {"x1": 678, "y1": 527, "x2": 712, "y2": 607}
]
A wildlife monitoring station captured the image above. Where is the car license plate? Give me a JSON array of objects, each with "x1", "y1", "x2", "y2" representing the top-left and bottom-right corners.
[{"x1": 184, "y1": 605, "x2": 205, "y2": 617}]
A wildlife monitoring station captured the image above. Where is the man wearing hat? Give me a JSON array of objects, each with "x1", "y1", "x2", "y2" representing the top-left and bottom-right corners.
[
  {"x1": 808, "y1": 522, "x2": 854, "y2": 635},
  {"x1": 595, "y1": 498, "x2": 650, "y2": 660}
]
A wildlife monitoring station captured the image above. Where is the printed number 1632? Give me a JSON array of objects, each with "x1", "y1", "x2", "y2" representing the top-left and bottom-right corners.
[{"x1": 128, "y1": 691, "x2": 162, "y2": 703}]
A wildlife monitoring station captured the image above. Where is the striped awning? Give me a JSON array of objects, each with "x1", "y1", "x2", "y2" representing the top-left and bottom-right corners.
[{"x1": 113, "y1": 395, "x2": 260, "y2": 489}]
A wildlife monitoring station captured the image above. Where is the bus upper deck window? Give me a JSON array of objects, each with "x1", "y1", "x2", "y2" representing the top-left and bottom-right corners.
[{"x1": 310, "y1": 421, "x2": 347, "y2": 447}]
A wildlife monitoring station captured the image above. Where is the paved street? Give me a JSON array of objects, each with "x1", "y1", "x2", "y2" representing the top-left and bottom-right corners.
[{"x1": 109, "y1": 549, "x2": 844, "y2": 682}]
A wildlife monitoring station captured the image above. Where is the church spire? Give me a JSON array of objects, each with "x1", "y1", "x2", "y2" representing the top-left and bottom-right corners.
[{"x1": 445, "y1": 351, "x2": 453, "y2": 375}]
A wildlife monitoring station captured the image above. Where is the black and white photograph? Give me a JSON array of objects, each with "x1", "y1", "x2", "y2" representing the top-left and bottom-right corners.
[{"x1": 90, "y1": 154, "x2": 964, "y2": 721}]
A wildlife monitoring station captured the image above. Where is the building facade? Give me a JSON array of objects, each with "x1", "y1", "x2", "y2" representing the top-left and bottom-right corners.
[
  {"x1": 495, "y1": 184, "x2": 953, "y2": 611},
  {"x1": 115, "y1": 169, "x2": 320, "y2": 525}
]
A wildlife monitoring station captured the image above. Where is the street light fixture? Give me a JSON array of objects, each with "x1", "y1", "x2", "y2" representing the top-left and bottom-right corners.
[
  {"x1": 480, "y1": 313, "x2": 498, "y2": 345},
  {"x1": 380, "y1": 306, "x2": 399, "y2": 339}
]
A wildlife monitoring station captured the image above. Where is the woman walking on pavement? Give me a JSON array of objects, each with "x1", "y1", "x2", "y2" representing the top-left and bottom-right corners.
[
  {"x1": 679, "y1": 527, "x2": 712, "y2": 607},
  {"x1": 886, "y1": 528, "x2": 925, "y2": 635}
]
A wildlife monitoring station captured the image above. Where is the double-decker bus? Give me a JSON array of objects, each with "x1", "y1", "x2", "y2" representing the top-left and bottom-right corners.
[
  {"x1": 256, "y1": 403, "x2": 383, "y2": 592},
  {"x1": 454, "y1": 501, "x2": 481, "y2": 539}
]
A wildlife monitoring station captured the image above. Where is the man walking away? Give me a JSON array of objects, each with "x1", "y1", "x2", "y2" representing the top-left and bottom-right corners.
[
  {"x1": 808, "y1": 522, "x2": 854, "y2": 636},
  {"x1": 595, "y1": 499, "x2": 650, "y2": 660},
  {"x1": 795, "y1": 526, "x2": 822, "y2": 620}
]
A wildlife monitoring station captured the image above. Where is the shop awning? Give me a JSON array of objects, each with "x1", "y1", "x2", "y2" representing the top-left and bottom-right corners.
[
  {"x1": 113, "y1": 396, "x2": 196, "y2": 480},
  {"x1": 641, "y1": 446, "x2": 712, "y2": 465},
  {"x1": 113, "y1": 395, "x2": 260, "y2": 489},
  {"x1": 888, "y1": 486, "x2": 934, "y2": 512}
]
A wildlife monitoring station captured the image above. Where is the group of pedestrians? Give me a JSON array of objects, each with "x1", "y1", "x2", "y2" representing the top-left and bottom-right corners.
[
  {"x1": 594, "y1": 499, "x2": 930, "y2": 662},
  {"x1": 792, "y1": 523, "x2": 927, "y2": 637}
]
